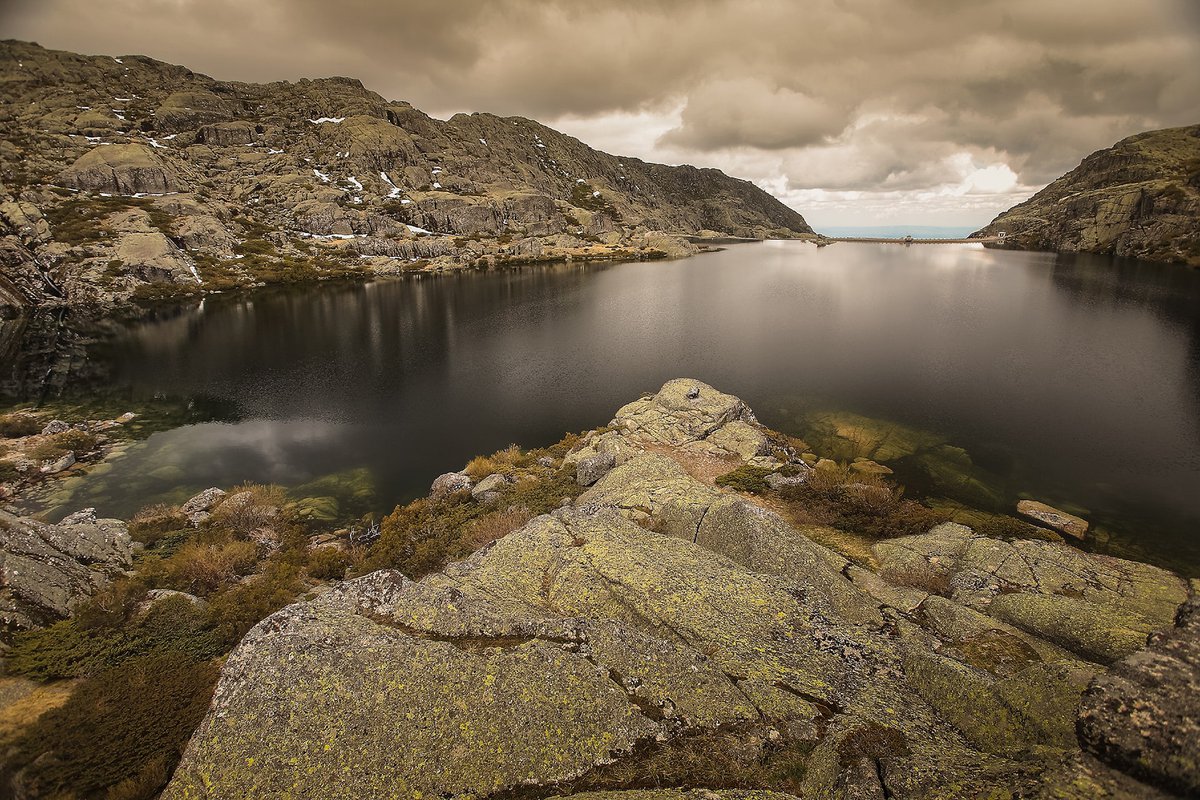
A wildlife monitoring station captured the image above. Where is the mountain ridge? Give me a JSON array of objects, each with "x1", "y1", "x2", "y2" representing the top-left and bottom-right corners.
[
  {"x1": 0, "y1": 40, "x2": 813, "y2": 311},
  {"x1": 975, "y1": 125, "x2": 1200, "y2": 266}
]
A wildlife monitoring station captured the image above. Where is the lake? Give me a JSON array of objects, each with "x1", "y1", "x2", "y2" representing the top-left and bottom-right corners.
[{"x1": 3, "y1": 241, "x2": 1199, "y2": 572}]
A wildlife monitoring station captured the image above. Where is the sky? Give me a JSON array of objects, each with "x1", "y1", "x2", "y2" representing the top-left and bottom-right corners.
[{"x1": 3, "y1": 0, "x2": 1198, "y2": 230}]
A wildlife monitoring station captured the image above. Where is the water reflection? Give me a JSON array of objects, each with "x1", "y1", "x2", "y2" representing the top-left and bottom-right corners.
[{"x1": 3, "y1": 243, "x2": 1199, "y2": 571}]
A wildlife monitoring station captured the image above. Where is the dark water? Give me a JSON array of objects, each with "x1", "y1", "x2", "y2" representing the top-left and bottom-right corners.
[{"x1": 4, "y1": 241, "x2": 1200, "y2": 572}]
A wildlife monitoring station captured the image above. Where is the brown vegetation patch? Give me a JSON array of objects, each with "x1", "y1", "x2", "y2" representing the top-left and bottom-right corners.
[
  {"x1": 461, "y1": 507, "x2": 535, "y2": 551},
  {"x1": 0, "y1": 413, "x2": 41, "y2": 438},
  {"x1": 644, "y1": 442, "x2": 739, "y2": 486}
]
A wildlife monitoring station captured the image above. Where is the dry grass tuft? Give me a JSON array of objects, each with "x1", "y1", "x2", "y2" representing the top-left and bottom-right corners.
[
  {"x1": 461, "y1": 506, "x2": 535, "y2": 551},
  {"x1": 164, "y1": 540, "x2": 259, "y2": 595},
  {"x1": 463, "y1": 444, "x2": 524, "y2": 479},
  {"x1": 128, "y1": 503, "x2": 187, "y2": 544},
  {"x1": 209, "y1": 483, "x2": 287, "y2": 537}
]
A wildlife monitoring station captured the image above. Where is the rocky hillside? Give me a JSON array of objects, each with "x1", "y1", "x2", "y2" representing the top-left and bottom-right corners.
[
  {"x1": 159, "y1": 379, "x2": 1197, "y2": 800},
  {"x1": 975, "y1": 125, "x2": 1200, "y2": 265},
  {"x1": 0, "y1": 41, "x2": 813, "y2": 311}
]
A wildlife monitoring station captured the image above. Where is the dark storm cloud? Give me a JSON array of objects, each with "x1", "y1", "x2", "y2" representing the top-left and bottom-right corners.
[{"x1": 2, "y1": 0, "x2": 1197, "y2": 219}]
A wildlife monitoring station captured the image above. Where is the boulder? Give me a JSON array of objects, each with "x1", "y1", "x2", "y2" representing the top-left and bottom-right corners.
[
  {"x1": 154, "y1": 89, "x2": 235, "y2": 131},
  {"x1": 470, "y1": 472, "x2": 511, "y2": 503},
  {"x1": 874, "y1": 523, "x2": 1187, "y2": 663},
  {"x1": 113, "y1": 231, "x2": 197, "y2": 283},
  {"x1": 58, "y1": 144, "x2": 187, "y2": 195},
  {"x1": 429, "y1": 471, "x2": 471, "y2": 499},
  {"x1": 0, "y1": 508, "x2": 132, "y2": 632},
  {"x1": 181, "y1": 487, "x2": 226, "y2": 524},
  {"x1": 1017, "y1": 499, "x2": 1089, "y2": 539},
  {"x1": 172, "y1": 214, "x2": 238, "y2": 256},
  {"x1": 1077, "y1": 591, "x2": 1200, "y2": 796},
  {"x1": 612, "y1": 379, "x2": 757, "y2": 446},
  {"x1": 40, "y1": 420, "x2": 70, "y2": 436},
  {"x1": 575, "y1": 450, "x2": 616, "y2": 486},
  {"x1": 196, "y1": 121, "x2": 256, "y2": 146},
  {"x1": 38, "y1": 451, "x2": 75, "y2": 474}
]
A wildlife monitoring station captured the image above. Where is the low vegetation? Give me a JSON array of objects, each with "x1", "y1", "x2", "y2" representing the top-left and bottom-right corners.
[
  {"x1": 3, "y1": 484, "x2": 317, "y2": 798},
  {"x1": 24, "y1": 430, "x2": 98, "y2": 462},
  {"x1": 362, "y1": 434, "x2": 583, "y2": 578},
  {"x1": 0, "y1": 413, "x2": 41, "y2": 438},
  {"x1": 772, "y1": 461, "x2": 951, "y2": 540},
  {"x1": 1, "y1": 432, "x2": 587, "y2": 798},
  {"x1": 44, "y1": 196, "x2": 173, "y2": 246}
]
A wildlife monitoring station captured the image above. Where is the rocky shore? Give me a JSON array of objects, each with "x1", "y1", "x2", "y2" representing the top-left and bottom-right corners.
[
  {"x1": 975, "y1": 125, "x2": 1200, "y2": 266},
  {"x1": 1, "y1": 380, "x2": 1195, "y2": 798},
  {"x1": 0, "y1": 41, "x2": 814, "y2": 313},
  {"x1": 144, "y1": 380, "x2": 1195, "y2": 799}
]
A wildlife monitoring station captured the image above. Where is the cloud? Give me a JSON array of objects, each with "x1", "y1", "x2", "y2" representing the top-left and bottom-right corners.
[
  {"x1": 660, "y1": 79, "x2": 849, "y2": 150},
  {"x1": 2, "y1": 0, "x2": 1197, "y2": 225}
]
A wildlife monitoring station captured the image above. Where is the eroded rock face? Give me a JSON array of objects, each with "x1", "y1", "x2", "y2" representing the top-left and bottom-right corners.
[
  {"x1": 874, "y1": 523, "x2": 1187, "y2": 664},
  {"x1": 0, "y1": 40, "x2": 816, "y2": 309},
  {"x1": 1077, "y1": 591, "x2": 1200, "y2": 796},
  {"x1": 165, "y1": 381, "x2": 1193, "y2": 799},
  {"x1": 0, "y1": 508, "x2": 132, "y2": 634},
  {"x1": 59, "y1": 143, "x2": 188, "y2": 195},
  {"x1": 976, "y1": 125, "x2": 1200, "y2": 266}
]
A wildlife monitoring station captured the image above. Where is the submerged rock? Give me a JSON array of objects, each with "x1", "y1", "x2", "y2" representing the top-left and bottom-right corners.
[{"x1": 1017, "y1": 499, "x2": 1089, "y2": 539}]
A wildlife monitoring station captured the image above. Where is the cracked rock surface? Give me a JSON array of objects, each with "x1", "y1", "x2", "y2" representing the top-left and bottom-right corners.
[
  {"x1": 0, "y1": 507, "x2": 132, "y2": 634},
  {"x1": 164, "y1": 380, "x2": 1195, "y2": 799}
]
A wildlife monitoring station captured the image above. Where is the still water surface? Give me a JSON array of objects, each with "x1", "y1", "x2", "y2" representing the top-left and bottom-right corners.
[{"x1": 6, "y1": 241, "x2": 1200, "y2": 571}]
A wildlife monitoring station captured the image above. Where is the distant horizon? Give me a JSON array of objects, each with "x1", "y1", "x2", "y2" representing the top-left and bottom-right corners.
[{"x1": 810, "y1": 224, "x2": 980, "y2": 237}]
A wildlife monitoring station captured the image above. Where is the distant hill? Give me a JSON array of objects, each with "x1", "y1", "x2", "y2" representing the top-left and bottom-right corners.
[
  {"x1": 975, "y1": 125, "x2": 1200, "y2": 266},
  {"x1": 0, "y1": 40, "x2": 813, "y2": 310}
]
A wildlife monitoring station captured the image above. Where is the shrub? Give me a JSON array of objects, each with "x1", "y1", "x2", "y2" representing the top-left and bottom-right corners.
[
  {"x1": 364, "y1": 466, "x2": 582, "y2": 578},
  {"x1": 26, "y1": 429, "x2": 99, "y2": 462},
  {"x1": 128, "y1": 503, "x2": 188, "y2": 545},
  {"x1": 307, "y1": 547, "x2": 351, "y2": 580},
  {"x1": 3, "y1": 653, "x2": 219, "y2": 800},
  {"x1": 207, "y1": 561, "x2": 303, "y2": 647},
  {"x1": 164, "y1": 540, "x2": 259, "y2": 595},
  {"x1": 7, "y1": 596, "x2": 222, "y2": 681},
  {"x1": 715, "y1": 465, "x2": 774, "y2": 494},
  {"x1": 234, "y1": 237, "x2": 276, "y2": 256},
  {"x1": 463, "y1": 444, "x2": 524, "y2": 479},
  {"x1": 461, "y1": 507, "x2": 534, "y2": 550},
  {"x1": 74, "y1": 576, "x2": 151, "y2": 630},
  {"x1": 209, "y1": 483, "x2": 288, "y2": 537},
  {"x1": 0, "y1": 412, "x2": 41, "y2": 438},
  {"x1": 0, "y1": 459, "x2": 20, "y2": 482},
  {"x1": 775, "y1": 461, "x2": 950, "y2": 540}
]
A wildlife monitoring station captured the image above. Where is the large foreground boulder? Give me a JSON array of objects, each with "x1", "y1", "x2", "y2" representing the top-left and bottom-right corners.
[
  {"x1": 0, "y1": 508, "x2": 132, "y2": 634},
  {"x1": 1077, "y1": 591, "x2": 1200, "y2": 796},
  {"x1": 164, "y1": 380, "x2": 1192, "y2": 799}
]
